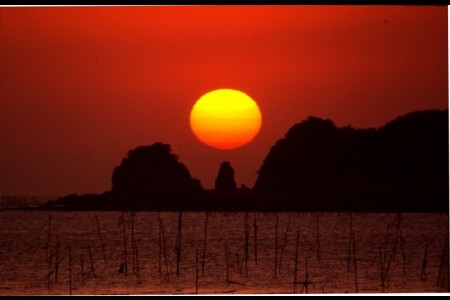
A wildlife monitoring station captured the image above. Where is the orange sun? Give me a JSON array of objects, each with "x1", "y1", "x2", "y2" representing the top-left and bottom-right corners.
[{"x1": 190, "y1": 89, "x2": 262, "y2": 150}]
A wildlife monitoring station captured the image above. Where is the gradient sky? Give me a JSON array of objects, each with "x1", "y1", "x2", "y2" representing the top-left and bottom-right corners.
[{"x1": 0, "y1": 5, "x2": 447, "y2": 197}]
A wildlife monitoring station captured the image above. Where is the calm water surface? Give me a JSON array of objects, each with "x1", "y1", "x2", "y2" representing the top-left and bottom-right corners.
[{"x1": 0, "y1": 210, "x2": 448, "y2": 295}]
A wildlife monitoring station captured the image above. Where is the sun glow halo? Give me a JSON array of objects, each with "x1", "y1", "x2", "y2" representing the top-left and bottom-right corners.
[{"x1": 190, "y1": 89, "x2": 262, "y2": 150}]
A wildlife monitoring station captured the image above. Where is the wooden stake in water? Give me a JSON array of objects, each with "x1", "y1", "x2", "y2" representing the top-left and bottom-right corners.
[
  {"x1": 382, "y1": 218, "x2": 401, "y2": 287},
  {"x1": 161, "y1": 218, "x2": 169, "y2": 282},
  {"x1": 396, "y1": 213, "x2": 407, "y2": 277},
  {"x1": 278, "y1": 212, "x2": 291, "y2": 274},
  {"x1": 131, "y1": 211, "x2": 136, "y2": 274},
  {"x1": 436, "y1": 242, "x2": 448, "y2": 286},
  {"x1": 316, "y1": 213, "x2": 320, "y2": 264},
  {"x1": 244, "y1": 211, "x2": 249, "y2": 277},
  {"x1": 253, "y1": 213, "x2": 258, "y2": 265},
  {"x1": 158, "y1": 211, "x2": 162, "y2": 277},
  {"x1": 80, "y1": 252, "x2": 85, "y2": 284},
  {"x1": 274, "y1": 212, "x2": 279, "y2": 278},
  {"x1": 94, "y1": 214, "x2": 107, "y2": 265},
  {"x1": 131, "y1": 212, "x2": 136, "y2": 275},
  {"x1": 202, "y1": 211, "x2": 209, "y2": 276},
  {"x1": 69, "y1": 247, "x2": 72, "y2": 295},
  {"x1": 176, "y1": 208, "x2": 182, "y2": 277},
  {"x1": 224, "y1": 242, "x2": 230, "y2": 285},
  {"x1": 195, "y1": 246, "x2": 199, "y2": 294},
  {"x1": 400, "y1": 234, "x2": 406, "y2": 277},
  {"x1": 420, "y1": 243, "x2": 428, "y2": 281},
  {"x1": 55, "y1": 235, "x2": 59, "y2": 283},
  {"x1": 293, "y1": 231, "x2": 300, "y2": 293},
  {"x1": 382, "y1": 223, "x2": 390, "y2": 286},
  {"x1": 383, "y1": 223, "x2": 390, "y2": 266},
  {"x1": 47, "y1": 248, "x2": 52, "y2": 290},
  {"x1": 135, "y1": 240, "x2": 141, "y2": 284},
  {"x1": 352, "y1": 232, "x2": 358, "y2": 293},
  {"x1": 301, "y1": 258, "x2": 310, "y2": 294},
  {"x1": 379, "y1": 248, "x2": 384, "y2": 292},
  {"x1": 347, "y1": 213, "x2": 353, "y2": 272},
  {"x1": 121, "y1": 212, "x2": 128, "y2": 276},
  {"x1": 46, "y1": 214, "x2": 52, "y2": 263},
  {"x1": 88, "y1": 245, "x2": 96, "y2": 278}
]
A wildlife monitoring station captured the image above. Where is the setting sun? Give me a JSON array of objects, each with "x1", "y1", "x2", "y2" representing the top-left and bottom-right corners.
[{"x1": 190, "y1": 89, "x2": 262, "y2": 150}]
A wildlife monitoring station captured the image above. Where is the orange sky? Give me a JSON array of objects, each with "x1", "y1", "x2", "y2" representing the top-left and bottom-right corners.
[{"x1": 0, "y1": 5, "x2": 448, "y2": 197}]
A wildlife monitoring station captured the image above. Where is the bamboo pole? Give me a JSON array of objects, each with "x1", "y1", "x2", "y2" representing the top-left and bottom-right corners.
[
  {"x1": 383, "y1": 223, "x2": 390, "y2": 266},
  {"x1": 352, "y1": 232, "x2": 358, "y2": 293},
  {"x1": 161, "y1": 218, "x2": 169, "y2": 282},
  {"x1": 383, "y1": 224, "x2": 389, "y2": 258},
  {"x1": 253, "y1": 213, "x2": 258, "y2": 265},
  {"x1": 202, "y1": 211, "x2": 209, "y2": 276},
  {"x1": 131, "y1": 212, "x2": 136, "y2": 275},
  {"x1": 94, "y1": 214, "x2": 107, "y2": 266},
  {"x1": 293, "y1": 231, "x2": 300, "y2": 293},
  {"x1": 316, "y1": 213, "x2": 320, "y2": 264},
  {"x1": 400, "y1": 235, "x2": 406, "y2": 277},
  {"x1": 55, "y1": 235, "x2": 59, "y2": 283},
  {"x1": 225, "y1": 241, "x2": 230, "y2": 285},
  {"x1": 195, "y1": 246, "x2": 199, "y2": 294},
  {"x1": 47, "y1": 248, "x2": 52, "y2": 290},
  {"x1": 69, "y1": 247, "x2": 72, "y2": 295},
  {"x1": 303, "y1": 258, "x2": 309, "y2": 294},
  {"x1": 379, "y1": 248, "x2": 384, "y2": 292},
  {"x1": 88, "y1": 245, "x2": 96, "y2": 278},
  {"x1": 274, "y1": 212, "x2": 278, "y2": 278},
  {"x1": 176, "y1": 208, "x2": 182, "y2": 277},
  {"x1": 80, "y1": 252, "x2": 85, "y2": 284},
  {"x1": 383, "y1": 223, "x2": 390, "y2": 286},
  {"x1": 121, "y1": 212, "x2": 128, "y2": 276},
  {"x1": 278, "y1": 212, "x2": 291, "y2": 274},
  {"x1": 382, "y1": 221, "x2": 400, "y2": 287},
  {"x1": 420, "y1": 243, "x2": 428, "y2": 281},
  {"x1": 244, "y1": 211, "x2": 249, "y2": 277},
  {"x1": 158, "y1": 211, "x2": 162, "y2": 277},
  {"x1": 135, "y1": 240, "x2": 141, "y2": 284},
  {"x1": 347, "y1": 213, "x2": 353, "y2": 271},
  {"x1": 397, "y1": 213, "x2": 407, "y2": 276},
  {"x1": 46, "y1": 214, "x2": 52, "y2": 263},
  {"x1": 436, "y1": 242, "x2": 447, "y2": 286}
]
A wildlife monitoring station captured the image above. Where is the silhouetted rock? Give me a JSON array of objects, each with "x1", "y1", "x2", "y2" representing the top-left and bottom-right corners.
[
  {"x1": 111, "y1": 142, "x2": 202, "y2": 197},
  {"x1": 215, "y1": 161, "x2": 237, "y2": 191},
  {"x1": 254, "y1": 110, "x2": 449, "y2": 206},
  {"x1": 42, "y1": 110, "x2": 448, "y2": 213}
]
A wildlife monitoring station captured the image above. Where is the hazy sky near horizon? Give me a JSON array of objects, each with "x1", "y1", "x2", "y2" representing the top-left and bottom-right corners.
[{"x1": 0, "y1": 5, "x2": 447, "y2": 197}]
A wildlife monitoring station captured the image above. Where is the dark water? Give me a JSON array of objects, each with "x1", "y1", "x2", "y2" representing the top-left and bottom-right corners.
[{"x1": 0, "y1": 210, "x2": 447, "y2": 295}]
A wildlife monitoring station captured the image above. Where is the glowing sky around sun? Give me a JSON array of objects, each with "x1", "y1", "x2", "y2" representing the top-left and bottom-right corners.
[{"x1": 0, "y1": 6, "x2": 447, "y2": 196}]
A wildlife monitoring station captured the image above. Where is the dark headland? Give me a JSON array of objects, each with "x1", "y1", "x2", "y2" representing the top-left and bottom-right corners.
[{"x1": 41, "y1": 109, "x2": 448, "y2": 213}]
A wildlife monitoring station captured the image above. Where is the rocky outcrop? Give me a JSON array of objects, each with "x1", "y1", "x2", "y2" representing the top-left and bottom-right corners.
[
  {"x1": 111, "y1": 142, "x2": 202, "y2": 197},
  {"x1": 215, "y1": 161, "x2": 237, "y2": 191},
  {"x1": 254, "y1": 110, "x2": 449, "y2": 199}
]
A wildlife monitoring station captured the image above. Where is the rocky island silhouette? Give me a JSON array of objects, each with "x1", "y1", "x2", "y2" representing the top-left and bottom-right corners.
[{"x1": 42, "y1": 109, "x2": 448, "y2": 212}]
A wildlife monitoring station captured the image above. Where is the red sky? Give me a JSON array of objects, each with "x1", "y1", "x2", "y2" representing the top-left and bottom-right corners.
[{"x1": 0, "y1": 5, "x2": 447, "y2": 197}]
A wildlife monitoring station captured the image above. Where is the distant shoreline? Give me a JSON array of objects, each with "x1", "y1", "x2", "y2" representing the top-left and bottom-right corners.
[{"x1": 13, "y1": 190, "x2": 448, "y2": 213}]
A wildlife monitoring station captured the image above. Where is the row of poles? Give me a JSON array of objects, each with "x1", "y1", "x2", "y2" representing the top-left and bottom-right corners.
[{"x1": 43, "y1": 211, "x2": 448, "y2": 294}]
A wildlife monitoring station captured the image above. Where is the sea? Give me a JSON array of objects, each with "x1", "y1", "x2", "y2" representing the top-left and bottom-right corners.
[{"x1": 0, "y1": 210, "x2": 448, "y2": 295}]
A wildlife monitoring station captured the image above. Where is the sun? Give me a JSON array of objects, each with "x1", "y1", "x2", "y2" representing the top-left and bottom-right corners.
[{"x1": 190, "y1": 89, "x2": 262, "y2": 150}]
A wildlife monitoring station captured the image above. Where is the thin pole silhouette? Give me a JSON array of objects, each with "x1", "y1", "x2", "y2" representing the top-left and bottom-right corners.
[
  {"x1": 274, "y1": 212, "x2": 279, "y2": 278},
  {"x1": 121, "y1": 212, "x2": 128, "y2": 276},
  {"x1": 293, "y1": 231, "x2": 300, "y2": 293},
  {"x1": 45, "y1": 214, "x2": 52, "y2": 263},
  {"x1": 94, "y1": 214, "x2": 107, "y2": 265},
  {"x1": 253, "y1": 213, "x2": 258, "y2": 265},
  {"x1": 69, "y1": 247, "x2": 72, "y2": 295},
  {"x1": 202, "y1": 211, "x2": 209, "y2": 276}
]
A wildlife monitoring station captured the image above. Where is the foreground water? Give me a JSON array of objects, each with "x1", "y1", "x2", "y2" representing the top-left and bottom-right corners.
[{"x1": 0, "y1": 210, "x2": 447, "y2": 295}]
